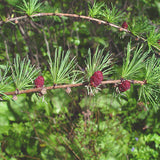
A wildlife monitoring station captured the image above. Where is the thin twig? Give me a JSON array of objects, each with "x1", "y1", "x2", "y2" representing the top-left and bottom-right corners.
[
  {"x1": 16, "y1": 155, "x2": 40, "y2": 160},
  {"x1": 43, "y1": 28, "x2": 51, "y2": 58},
  {"x1": 0, "y1": 154, "x2": 7, "y2": 160},
  {"x1": 18, "y1": 23, "x2": 33, "y2": 55},
  {"x1": 3, "y1": 39, "x2": 15, "y2": 80},
  {"x1": 0, "y1": 31, "x2": 13, "y2": 68},
  {"x1": 1, "y1": 12, "x2": 157, "y2": 51},
  {"x1": 0, "y1": 13, "x2": 128, "y2": 31},
  {"x1": 61, "y1": 136, "x2": 81, "y2": 160},
  {"x1": 0, "y1": 79, "x2": 145, "y2": 97}
]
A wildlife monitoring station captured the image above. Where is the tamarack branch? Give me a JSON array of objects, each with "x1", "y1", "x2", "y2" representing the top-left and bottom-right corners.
[
  {"x1": 1, "y1": 80, "x2": 145, "y2": 97},
  {"x1": 0, "y1": 12, "x2": 152, "y2": 48}
]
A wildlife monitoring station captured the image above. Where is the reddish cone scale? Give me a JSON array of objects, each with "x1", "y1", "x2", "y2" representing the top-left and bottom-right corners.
[
  {"x1": 122, "y1": 21, "x2": 128, "y2": 29},
  {"x1": 157, "y1": 40, "x2": 160, "y2": 45},
  {"x1": 90, "y1": 71, "x2": 103, "y2": 87},
  {"x1": 34, "y1": 76, "x2": 44, "y2": 88},
  {"x1": 118, "y1": 80, "x2": 130, "y2": 92}
]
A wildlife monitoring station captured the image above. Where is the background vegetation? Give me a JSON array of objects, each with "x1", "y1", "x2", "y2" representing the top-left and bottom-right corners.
[{"x1": 0, "y1": 0, "x2": 160, "y2": 159}]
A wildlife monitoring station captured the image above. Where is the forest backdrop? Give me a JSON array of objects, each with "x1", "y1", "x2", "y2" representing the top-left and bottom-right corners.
[{"x1": 0, "y1": 0, "x2": 160, "y2": 159}]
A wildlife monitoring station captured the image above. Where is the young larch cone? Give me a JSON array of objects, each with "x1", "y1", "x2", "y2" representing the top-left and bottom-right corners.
[
  {"x1": 122, "y1": 21, "x2": 128, "y2": 29},
  {"x1": 118, "y1": 80, "x2": 130, "y2": 92},
  {"x1": 90, "y1": 71, "x2": 103, "y2": 87},
  {"x1": 34, "y1": 76, "x2": 44, "y2": 88}
]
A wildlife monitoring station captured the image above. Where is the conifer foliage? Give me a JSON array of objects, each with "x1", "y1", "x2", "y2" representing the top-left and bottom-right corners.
[{"x1": 0, "y1": 0, "x2": 160, "y2": 159}]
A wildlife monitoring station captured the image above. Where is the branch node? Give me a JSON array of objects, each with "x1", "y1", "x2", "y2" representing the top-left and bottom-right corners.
[
  {"x1": 15, "y1": 89, "x2": 20, "y2": 95},
  {"x1": 131, "y1": 80, "x2": 135, "y2": 84},
  {"x1": 66, "y1": 87, "x2": 71, "y2": 94},
  {"x1": 40, "y1": 88, "x2": 47, "y2": 95},
  {"x1": 143, "y1": 80, "x2": 147, "y2": 85},
  {"x1": 12, "y1": 95, "x2": 18, "y2": 101}
]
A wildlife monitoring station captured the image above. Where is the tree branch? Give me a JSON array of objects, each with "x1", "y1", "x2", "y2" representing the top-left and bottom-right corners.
[
  {"x1": 1, "y1": 12, "x2": 159, "y2": 51},
  {"x1": 0, "y1": 13, "x2": 129, "y2": 31},
  {"x1": 1, "y1": 79, "x2": 145, "y2": 97}
]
